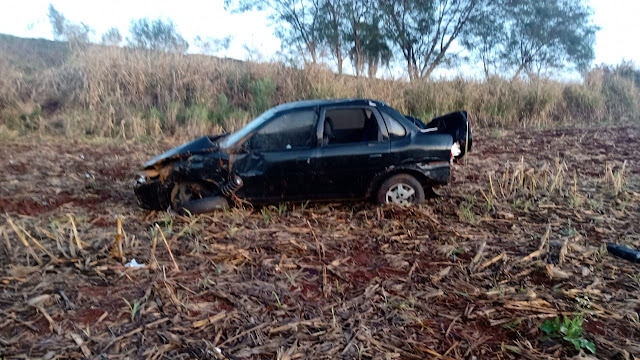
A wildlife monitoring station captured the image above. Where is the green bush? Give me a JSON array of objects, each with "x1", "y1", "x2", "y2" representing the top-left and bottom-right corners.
[
  {"x1": 177, "y1": 103, "x2": 210, "y2": 125},
  {"x1": 251, "y1": 77, "x2": 277, "y2": 114},
  {"x1": 149, "y1": 106, "x2": 165, "y2": 124},
  {"x1": 210, "y1": 93, "x2": 232, "y2": 125},
  {"x1": 18, "y1": 104, "x2": 42, "y2": 131},
  {"x1": 540, "y1": 314, "x2": 596, "y2": 354}
]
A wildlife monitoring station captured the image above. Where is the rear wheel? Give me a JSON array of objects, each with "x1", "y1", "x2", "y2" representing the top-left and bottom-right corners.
[{"x1": 376, "y1": 174, "x2": 425, "y2": 206}]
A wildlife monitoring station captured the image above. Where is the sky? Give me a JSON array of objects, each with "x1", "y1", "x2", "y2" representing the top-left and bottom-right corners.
[{"x1": 1, "y1": 0, "x2": 639, "y2": 77}]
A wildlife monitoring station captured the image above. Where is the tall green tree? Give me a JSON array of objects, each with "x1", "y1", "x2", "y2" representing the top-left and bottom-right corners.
[
  {"x1": 317, "y1": 0, "x2": 347, "y2": 74},
  {"x1": 461, "y1": 3, "x2": 504, "y2": 79},
  {"x1": 225, "y1": 0, "x2": 323, "y2": 64},
  {"x1": 343, "y1": 0, "x2": 370, "y2": 77},
  {"x1": 463, "y1": 0, "x2": 597, "y2": 80},
  {"x1": 360, "y1": 20, "x2": 393, "y2": 78},
  {"x1": 318, "y1": 0, "x2": 390, "y2": 77},
  {"x1": 127, "y1": 18, "x2": 188, "y2": 53},
  {"x1": 379, "y1": 0, "x2": 484, "y2": 81},
  {"x1": 501, "y1": 0, "x2": 598, "y2": 80}
]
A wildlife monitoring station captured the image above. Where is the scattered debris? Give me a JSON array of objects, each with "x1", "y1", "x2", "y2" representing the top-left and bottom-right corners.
[
  {"x1": 606, "y1": 243, "x2": 640, "y2": 263},
  {"x1": 124, "y1": 259, "x2": 145, "y2": 268}
]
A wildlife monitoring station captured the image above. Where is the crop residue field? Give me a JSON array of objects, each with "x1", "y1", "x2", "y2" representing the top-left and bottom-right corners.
[{"x1": 1, "y1": 127, "x2": 639, "y2": 359}]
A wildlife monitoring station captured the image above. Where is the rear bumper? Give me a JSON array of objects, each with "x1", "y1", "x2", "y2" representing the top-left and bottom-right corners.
[{"x1": 417, "y1": 161, "x2": 450, "y2": 185}]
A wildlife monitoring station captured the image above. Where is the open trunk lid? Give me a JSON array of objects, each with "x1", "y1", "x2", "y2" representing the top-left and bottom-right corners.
[{"x1": 415, "y1": 111, "x2": 472, "y2": 159}]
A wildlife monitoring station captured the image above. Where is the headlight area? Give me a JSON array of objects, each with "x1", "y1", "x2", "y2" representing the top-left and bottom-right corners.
[{"x1": 135, "y1": 163, "x2": 174, "y2": 185}]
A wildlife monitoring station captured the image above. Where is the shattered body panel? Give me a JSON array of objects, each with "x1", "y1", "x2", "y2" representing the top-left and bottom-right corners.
[
  {"x1": 135, "y1": 99, "x2": 472, "y2": 212},
  {"x1": 144, "y1": 135, "x2": 225, "y2": 168}
]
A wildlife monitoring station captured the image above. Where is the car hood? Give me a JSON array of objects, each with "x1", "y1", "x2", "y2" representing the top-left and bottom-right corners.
[{"x1": 144, "y1": 135, "x2": 225, "y2": 168}]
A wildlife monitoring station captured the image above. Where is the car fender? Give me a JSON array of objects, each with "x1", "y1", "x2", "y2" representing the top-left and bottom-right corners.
[{"x1": 366, "y1": 161, "x2": 451, "y2": 197}]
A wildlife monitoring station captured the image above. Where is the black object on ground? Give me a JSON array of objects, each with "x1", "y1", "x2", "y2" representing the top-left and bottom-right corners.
[{"x1": 607, "y1": 243, "x2": 640, "y2": 263}]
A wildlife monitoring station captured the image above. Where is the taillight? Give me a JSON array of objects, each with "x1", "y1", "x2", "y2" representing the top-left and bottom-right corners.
[{"x1": 451, "y1": 142, "x2": 461, "y2": 157}]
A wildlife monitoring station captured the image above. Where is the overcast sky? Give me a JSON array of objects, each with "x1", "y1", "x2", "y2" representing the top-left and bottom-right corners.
[{"x1": 1, "y1": 0, "x2": 638, "y2": 77}]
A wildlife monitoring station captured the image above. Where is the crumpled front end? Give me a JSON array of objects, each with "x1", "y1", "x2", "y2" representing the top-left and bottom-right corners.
[
  {"x1": 134, "y1": 157, "x2": 181, "y2": 211},
  {"x1": 135, "y1": 176, "x2": 173, "y2": 210},
  {"x1": 134, "y1": 135, "x2": 241, "y2": 212},
  {"x1": 143, "y1": 135, "x2": 223, "y2": 169}
]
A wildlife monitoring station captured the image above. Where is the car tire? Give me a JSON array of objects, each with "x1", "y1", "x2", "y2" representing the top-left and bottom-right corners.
[
  {"x1": 171, "y1": 182, "x2": 229, "y2": 214},
  {"x1": 376, "y1": 174, "x2": 425, "y2": 206},
  {"x1": 179, "y1": 196, "x2": 229, "y2": 214}
]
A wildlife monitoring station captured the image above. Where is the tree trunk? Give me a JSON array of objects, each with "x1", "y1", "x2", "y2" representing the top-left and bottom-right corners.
[
  {"x1": 406, "y1": 57, "x2": 414, "y2": 81},
  {"x1": 353, "y1": 32, "x2": 362, "y2": 77},
  {"x1": 368, "y1": 58, "x2": 379, "y2": 79},
  {"x1": 423, "y1": 61, "x2": 440, "y2": 79},
  {"x1": 511, "y1": 63, "x2": 526, "y2": 81},
  {"x1": 355, "y1": 52, "x2": 364, "y2": 77},
  {"x1": 483, "y1": 58, "x2": 490, "y2": 80},
  {"x1": 336, "y1": 45, "x2": 343, "y2": 75},
  {"x1": 310, "y1": 46, "x2": 317, "y2": 64}
]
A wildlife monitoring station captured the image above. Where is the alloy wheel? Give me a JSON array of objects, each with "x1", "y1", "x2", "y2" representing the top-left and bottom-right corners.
[{"x1": 385, "y1": 183, "x2": 416, "y2": 206}]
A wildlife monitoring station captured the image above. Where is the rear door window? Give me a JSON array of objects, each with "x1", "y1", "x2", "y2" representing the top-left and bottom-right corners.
[
  {"x1": 323, "y1": 107, "x2": 383, "y2": 144},
  {"x1": 250, "y1": 110, "x2": 317, "y2": 151}
]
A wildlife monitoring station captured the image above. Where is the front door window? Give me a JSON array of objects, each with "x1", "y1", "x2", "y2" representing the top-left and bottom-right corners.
[
  {"x1": 243, "y1": 109, "x2": 318, "y2": 200},
  {"x1": 250, "y1": 110, "x2": 317, "y2": 151}
]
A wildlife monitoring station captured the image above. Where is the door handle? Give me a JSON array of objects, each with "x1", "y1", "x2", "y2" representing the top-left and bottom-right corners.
[{"x1": 369, "y1": 153, "x2": 383, "y2": 158}]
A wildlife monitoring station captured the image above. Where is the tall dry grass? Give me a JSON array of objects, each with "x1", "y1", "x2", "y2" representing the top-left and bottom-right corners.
[{"x1": 1, "y1": 35, "x2": 639, "y2": 140}]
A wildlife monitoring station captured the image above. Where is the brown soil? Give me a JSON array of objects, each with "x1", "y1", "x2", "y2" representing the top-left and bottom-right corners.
[{"x1": 0, "y1": 127, "x2": 639, "y2": 359}]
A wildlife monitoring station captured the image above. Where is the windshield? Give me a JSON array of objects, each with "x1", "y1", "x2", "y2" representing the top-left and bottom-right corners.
[{"x1": 220, "y1": 109, "x2": 276, "y2": 148}]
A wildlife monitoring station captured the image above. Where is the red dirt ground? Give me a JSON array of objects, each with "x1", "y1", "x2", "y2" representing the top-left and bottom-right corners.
[{"x1": 0, "y1": 127, "x2": 639, "y2": 359}]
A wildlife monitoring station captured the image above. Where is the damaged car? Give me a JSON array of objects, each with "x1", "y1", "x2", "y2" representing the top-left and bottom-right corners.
[{"x1": 135, "y1": 99, "x2": 472, "y2": 214}]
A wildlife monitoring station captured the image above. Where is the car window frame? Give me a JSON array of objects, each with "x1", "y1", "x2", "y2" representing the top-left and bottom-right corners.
[
  {"x1": 317, "y1": 105, "x2": 389, "y2": 147},
  {"x1": 244, "y1": 107, "x2": 320, "y2": 152},
  {"x1": 378, "y1": 108, "x2": 407, "y2": 139},
  {"x1": 221, "y1": 108, "x2": 276, "y2": 149}
]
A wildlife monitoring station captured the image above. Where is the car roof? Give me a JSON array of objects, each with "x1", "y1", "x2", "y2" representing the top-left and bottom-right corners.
[{"x1": 272, "y1": 99, "x2": 387, "y2": 112}]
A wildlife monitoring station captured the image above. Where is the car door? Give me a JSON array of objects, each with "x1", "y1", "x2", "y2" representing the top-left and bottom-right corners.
[
  {"x1": 238, "y1": 108, "x2": 319, "y2": 201},
  {"x1": 313, "y1": 105, "x2": 390, "y2": 199}
]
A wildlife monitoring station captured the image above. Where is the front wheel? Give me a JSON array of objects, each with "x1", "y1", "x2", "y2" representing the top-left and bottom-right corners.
[
  {"x1": 171, "y1": 182, "x2": 229, "y2": 214},
  {"x1": 376, "y1": 174, "x2": 425, "y2": 206}
]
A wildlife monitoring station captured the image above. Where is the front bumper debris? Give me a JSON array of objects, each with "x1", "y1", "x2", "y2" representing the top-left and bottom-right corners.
[{"x1": 134, "y1": 179, "x2": 172, "y2": 210}]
